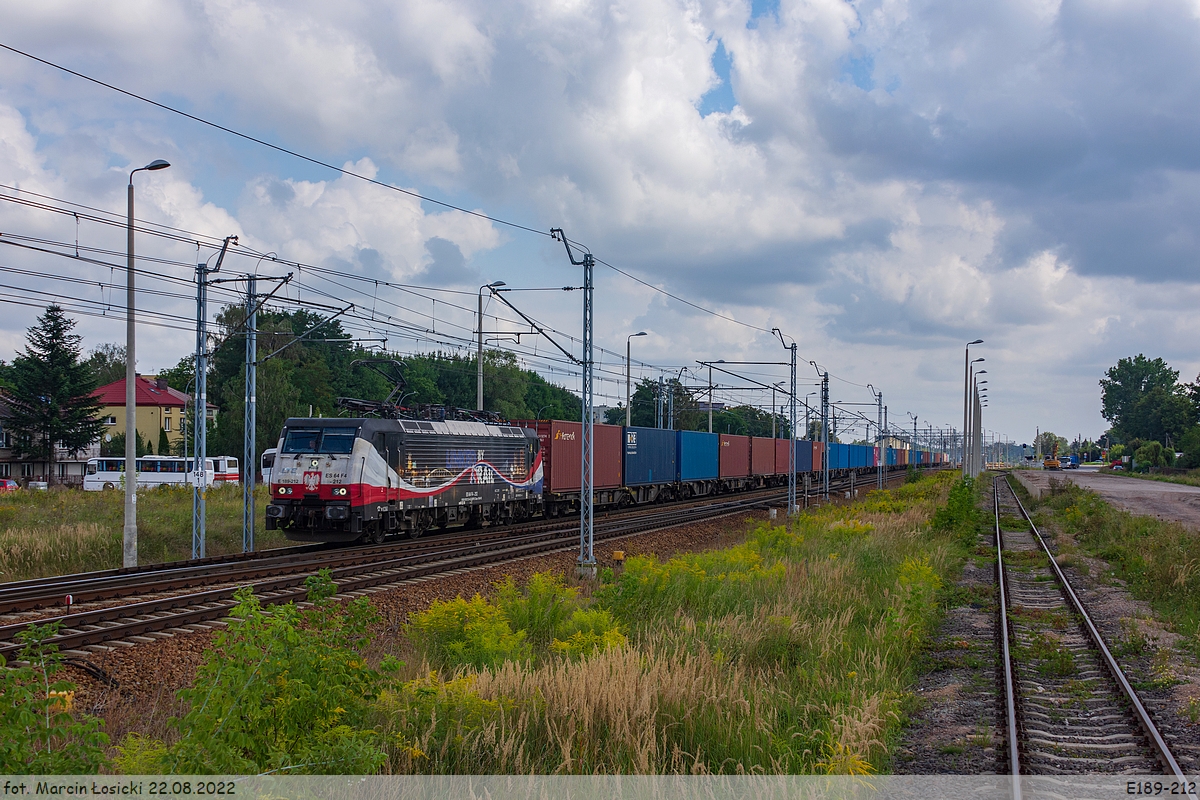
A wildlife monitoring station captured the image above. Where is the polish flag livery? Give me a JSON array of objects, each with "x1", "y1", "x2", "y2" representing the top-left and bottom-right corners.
[{"x1": 266, "y1": 417, "x2": 542, "y2": 543}]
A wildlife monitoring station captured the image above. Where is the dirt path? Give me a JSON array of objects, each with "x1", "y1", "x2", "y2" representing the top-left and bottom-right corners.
[{"x1": 1015, "y1": 470, "x2": 1200, "y2": 530}]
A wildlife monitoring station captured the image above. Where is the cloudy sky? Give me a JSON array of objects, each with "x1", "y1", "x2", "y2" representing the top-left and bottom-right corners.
[{"x1": 1, "y1": 0, "x2": 1199, "y2": 446}]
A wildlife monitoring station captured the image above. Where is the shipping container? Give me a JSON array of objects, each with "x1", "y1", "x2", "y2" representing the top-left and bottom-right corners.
[
  {"x1": 827, "y1": 442, "x2": 847, "y2": 470},
  {"x1": 793, "y1": 440, "x2": 814, "y2": 473},
  {"x1": 518, "y1": 420, "x2": 622, "y2": 492},
  {"x1": 719, "y1": 434, "x2": 750, "y2": 478},
  {"x1": 775, "y1": 439, "x2": 791, "y2": 475},
  {"x1": 623, "y1": 426, "x2": 677, "y2": 486},
  {"x1": 873, "y1": 446, "x2": 881, "y2": 467},
  {"x1": 677, "y1": 430, "x2": 719, "y2": 481},
  {"x1": 751, "y1": 437, "x2": 776, "y2": 476},
  {"x1": 812, "y1": 441, "x2": 824, "y2": 472}
]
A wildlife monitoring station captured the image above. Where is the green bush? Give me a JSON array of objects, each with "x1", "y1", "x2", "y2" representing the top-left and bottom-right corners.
[
  {"x1": 931, "y1": 478, "x2": 978, "y2": 544},
  {"x1": 494, "y1": 573, "x2": 579, "y2": 650},
  {"x1": 1134, "y1": 441, "x2": 1169, "y2": 470},
  {"x1": 549, "y1": 608, "x2": 627, "y2": 659},
  {"x1": 0, "y1": 623, "x2": 109, "y2": 774},
  {"x1": 407, "y1": 594, "x2": 530, "y2": 670},
  {"x1": 126, "y1": 571, "x2": 395, "y2": 774}
]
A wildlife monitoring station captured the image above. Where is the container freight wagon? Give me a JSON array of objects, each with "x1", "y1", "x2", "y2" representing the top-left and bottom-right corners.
[
  {"x1": 677, "y1": 430, "x2": 720, "y2": 497},
  {"x1": 772, "y1": 441, "x2": 820, "y2": 479},
  {"x1": 623, "y1": 426, "x2": 677, "y2": 503},
  {"x1": 750, "y1": 437, "x2": 776, "y2": 479},
  {"x1": 719, "y1": 434, "x2": 751, "y2": 488},
  {"x1": 827, "y1": 443, "x2": 848, "y2": 471},
  {"x1": 517, "y1": 420, "x2": 624, "y2": 514}
]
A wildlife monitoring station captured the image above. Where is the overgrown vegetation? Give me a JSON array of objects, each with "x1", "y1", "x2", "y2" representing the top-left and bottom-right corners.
[
  {"x1": 379, "y1": 471, "x2": 966, "y2": 774},
  {"x1": 115, "y1": 572, "x2": 399, "y2": 775},
  {"x1": 0, "y1": 623, "x2": 109, "y2": 773},
  {"x1": 3, "y1": 472, "x2": 970, "y2": 775},
  {"x1": 1027, "y1": 477, "x2": 1200, "y2": 654},
  {"x1": 0, "y1": 485, "x2": 287, "y2": 581}
]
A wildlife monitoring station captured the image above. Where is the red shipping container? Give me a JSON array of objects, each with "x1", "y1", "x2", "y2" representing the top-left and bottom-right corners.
[
  {"x1": 519, "y1": 420, "x2": 623, "y2": 492},
  {"x1": 812, "y1": 441, "x2": 825, "y2": 471},
  {"x1": 775, "y1": 439, "x2": 790, "y2": 475},
  {"x1": 751, "y1": 437, "x2": 776, "y2": 476},
  {"x1": 719, "y1": 434, "x2": 750, "y2": 478}
]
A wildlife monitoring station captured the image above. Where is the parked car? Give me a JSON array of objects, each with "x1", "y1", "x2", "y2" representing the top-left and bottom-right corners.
[{"x1": 0, "y1": 478, "x2": 18, "y2": 492}]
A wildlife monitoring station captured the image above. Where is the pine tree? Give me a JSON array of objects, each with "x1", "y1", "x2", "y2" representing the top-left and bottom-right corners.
[{"x1": 6, "y1": 306, "x2": 104, "y2": 480}]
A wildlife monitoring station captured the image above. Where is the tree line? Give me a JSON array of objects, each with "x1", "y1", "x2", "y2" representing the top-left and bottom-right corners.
[
  {"x1": 1098, "y1": 354, "x2": 1200, "y2": 469},
  {"x1": 0, "y1": 305, "x2": 582, "y2": 476}
]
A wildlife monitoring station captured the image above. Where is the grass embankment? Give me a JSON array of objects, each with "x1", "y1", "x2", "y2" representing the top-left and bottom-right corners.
[
  {"x1": 1011, "y1": 475, "x2": 1200, "y2": 656},
  {"x1": 0, "y1": 485, "x2": 287, "y2": 581},
  {"x1": 2, "y1": 471, "x2": 975, "y2": 775},
  {"x1": 1096, "y1": 467, "x2": 1200, "y2": 489}
]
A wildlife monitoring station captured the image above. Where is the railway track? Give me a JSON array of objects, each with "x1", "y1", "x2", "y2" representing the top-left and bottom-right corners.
[
  {"x1": 0, "y1": 488, "x2": 790, "y2": 660},
  {"x1": 0, "y1": 484, "x2": 802, "y2": 617},
  {"x1": 993, "y1": 475, "x2": 1191, "y2": 782}
]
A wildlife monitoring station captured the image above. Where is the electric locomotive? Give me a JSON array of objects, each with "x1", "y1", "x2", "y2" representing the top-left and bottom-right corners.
[{"x1": 265, "y1": 416, "x2": 542, "y2": 543}]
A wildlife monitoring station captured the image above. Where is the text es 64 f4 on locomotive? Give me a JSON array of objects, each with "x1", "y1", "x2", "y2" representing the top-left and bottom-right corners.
[{"x1": 264, "y1": 417, "x2": 543, "y2": 543}]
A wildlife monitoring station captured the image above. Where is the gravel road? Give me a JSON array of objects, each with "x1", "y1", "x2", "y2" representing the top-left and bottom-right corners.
[{"x1": 1016, "y1": 470, "x2": 1200, "y2": 530}]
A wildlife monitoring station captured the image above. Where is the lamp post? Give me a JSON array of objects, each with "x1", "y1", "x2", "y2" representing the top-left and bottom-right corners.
[
  {"x1": 626, "y1": 331, "x2": 647, "y2": 426},
  {"x1": 962, "y1": 340, "x2": 983, "y2": 476},
  {"x1": 477, "y1": 281, "x2": 506, "y2": 411},
  {"x1": 124, "y1": 158, "x2": 170, "y2": 568}
]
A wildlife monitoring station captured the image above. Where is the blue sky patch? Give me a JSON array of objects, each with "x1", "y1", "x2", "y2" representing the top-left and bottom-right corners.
[
  {"x1": 698, "y1": 40, "x2": 736, "y2": 117},
  {"x1": 748, "y1": 0, "x2": 780, "y2": 28},
  {"x1": 842, "y1": 55, "x2": 875, "y2": 91}
]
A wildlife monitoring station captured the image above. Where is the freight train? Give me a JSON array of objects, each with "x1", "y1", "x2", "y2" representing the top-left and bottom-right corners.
[{"x1": 264, "y1": 415, "x2": 947, "y2": 544}]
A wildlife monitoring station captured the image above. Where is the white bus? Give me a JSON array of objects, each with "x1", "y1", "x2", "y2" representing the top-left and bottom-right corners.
[
  {"x1": 83, "y1": 456, "x2": 225, "y2": 491},
  {"x1": 260, "y1": 448, "x2": 277, "y2": 486},
  {"x1": 212, "y1": 456, "x2": 240, "y2": 485}
]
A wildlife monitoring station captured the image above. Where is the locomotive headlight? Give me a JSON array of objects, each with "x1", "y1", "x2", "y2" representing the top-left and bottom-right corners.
[
  {"x1": 332, "y1": 487, "x2": 348, "y2": 496},
  {"x1": 277, "y1": 486, "x2": 293, "y2": 495}
]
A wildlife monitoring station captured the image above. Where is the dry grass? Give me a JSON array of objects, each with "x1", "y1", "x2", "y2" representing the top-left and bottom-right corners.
[
  {"x1": 375, "y1": 471, "x2": 966, "y2": 775},
  {"x1": 0, "y1": 485, "x2": 290, "y2": 581}
]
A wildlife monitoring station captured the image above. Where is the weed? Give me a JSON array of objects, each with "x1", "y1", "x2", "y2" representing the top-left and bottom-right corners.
[
  {"x1": 1117, "y1": 619, "x2": 1149, "y2": 658},
  {"x1": 1184, "y1": 697, "x2": 1200, "y2": 725},
  {"x1": 1029, "y1": 633, "x2": 1077, "y2": 677},
  {"x1": 1149, "y1": 648, "x2": 1179, "y2": 688},
  {"x1": 407, "y1": 594, "x2": 530, "y2": 670},
  {"x1": 0, "y1": 623, "x2": 109, "y2": 773}
]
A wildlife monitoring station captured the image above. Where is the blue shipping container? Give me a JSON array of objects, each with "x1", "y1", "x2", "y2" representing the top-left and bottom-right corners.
[
  {"x1": 676, "y1": 430, "x2": 719, "y2": 482},
  {"x1": 792, "y1": 440, "x2": 814, "y2": 473},
  {"x1": 623, "y1": 427, "x2": 677, "y2": 486}
]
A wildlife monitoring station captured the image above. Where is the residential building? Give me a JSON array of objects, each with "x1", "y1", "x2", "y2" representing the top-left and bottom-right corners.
[
  {"x1": 0, "y1": 397, "x2": 99, "y2": 487},
  {"x1": 93, "y1": 376, "x2": 216, "y2": 456}
]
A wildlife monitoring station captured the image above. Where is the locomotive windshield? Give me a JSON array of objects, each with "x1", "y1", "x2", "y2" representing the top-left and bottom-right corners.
[{"x1": 281, "y1": 427, "x2": 358, "y2": 454}]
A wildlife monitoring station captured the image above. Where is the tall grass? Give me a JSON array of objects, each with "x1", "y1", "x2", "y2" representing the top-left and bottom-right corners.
[
  {"x1": 0, "y1": 485, "x2": 288, "y2": 582},
  {"x1": 378, "y1": 471, "x2": 967, "y2": 774},
  {"x1": 1029, "y1": 477, "x2": 1200, "y2": 652}
]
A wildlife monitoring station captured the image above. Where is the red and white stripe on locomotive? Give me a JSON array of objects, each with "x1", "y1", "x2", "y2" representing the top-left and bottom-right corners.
[{"x1": 265, "y1": 417, "x2": 543, "y2": 543}]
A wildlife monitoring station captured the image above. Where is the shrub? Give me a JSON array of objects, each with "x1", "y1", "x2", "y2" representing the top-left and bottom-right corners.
[
  {"x1": 931, "y1": 477, "x2": 978, "y2": 544},
  {"x1": 0, "y1": 623, "x2": 109, "y2": 774},
  {"x1": 130, "y1": 571, "x2": 395, "y2": 774},
  {"x1": 494, "y1": 572, "x2": 579, "y2": 650},
  {"x1": 407, "y1": 594, "x2": 530, "y2": 670},
  {"x1": 549, "y1": 608, "x2": 627, "y2": 659}
]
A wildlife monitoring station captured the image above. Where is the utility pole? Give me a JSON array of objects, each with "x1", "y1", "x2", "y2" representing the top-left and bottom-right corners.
[
  {"x1": 194, "y1": 235, "x2": 236, "y2": 560},
  {"x1": 477, "y1": 281, "x2": 506, "y2": 411},
  {"x1": 870, "y1": 386, "x2": 883, "y2": 490},
  {"x1": 552, "y1": 230, "x2": 596, "y2": 578},
  {"x1": 656, "y1": 375, "x2": 664, "y2": 429},
  {"x1": 821, "y1": 370, "x2": 830, "y2": 500},
  {"x1": 708, "y1": 364, "x2": 714, "y2": 433},
  {"x1": 788, "y1": 343, "x2": 797, "y2": 514},
  {"x1": 243, "y1": 275, "x2": 256, "y2": 553}
]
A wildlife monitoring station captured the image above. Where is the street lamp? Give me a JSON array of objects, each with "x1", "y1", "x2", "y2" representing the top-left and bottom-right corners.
[
  {"x1": 124, "y1": 158, "x2": 170, "y2": 568},
  {"x1": 477, "y1": 281, "x2": 506, "y2": 411},
  {"x1": 962, "y1": 340, "x2": 983, "y2": 476},
  {"x1": 626, "y1": 331, "x2": 647, "y2": 426}
]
